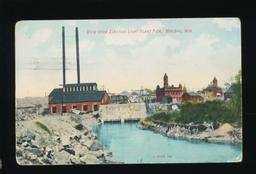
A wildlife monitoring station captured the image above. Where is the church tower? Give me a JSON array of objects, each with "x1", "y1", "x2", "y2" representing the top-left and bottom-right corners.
[
  {"x1": 213, "y1": 77, "x2": 218, "y2": 87},
  {"x1": 163, "y1": 73, "x2": 168, "y2": 87}
]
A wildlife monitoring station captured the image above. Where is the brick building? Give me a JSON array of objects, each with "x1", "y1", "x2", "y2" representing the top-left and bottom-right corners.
[
  {"x1": 202, "y1": 77, "x2": 223, "y2": 100},
  {"x1": 156, "y1": 73, "x2": 183, "y2": 103},
  {"x1": 181, "y1": 92, "x2": 204, "y2": 102},
  {"x1": 48, "y1": 83, "x2": 110, "y2": 113}
]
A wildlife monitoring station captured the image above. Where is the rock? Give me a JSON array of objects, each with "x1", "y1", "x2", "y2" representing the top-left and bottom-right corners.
[
  {"x1": 22, "y1": 136, "x2": 32, "y2": 143},
  {"x1": 80, "y1": 139, "x2": 94, "y2": 148},
  {"x1": 54, "y1": 151, "x2": 71, "y2": 164},
  {"x1": 41, "y1": 157, "x2": 53, "y2": 164},
  {"x1": 25, "y1": 131, "x2": 36, "y2": 140},
  {"x1": 75, "y1": 124, "x2": 84, "y2": 131},
  {"x1": 73, "y1": 144, "x2": 89, "y2": 157},
  {"x1": 61, "y1": 136, "x2": 70, "y2": 146},
  {"x1": 63, "y1": 148, "x2": 75, "y2": 156},
  {"x1": 70, "y1": 156, "x2": 81, "y2": 164},
  {"x1": 89, "y1": 150, "x2": 104, "y2": 159},
  {"x1": 22, "y1": 142, "x2": 30, "y2": 148},
  {"x1": 89, "y1": 140, "x2": 103, "y2": 151},
  {"x1": 80, "y1": 154, "x2": 101, "y2": 164},
  {"x1": 104, "y1": 151, "x2": 112, "y2": 157},
  {"x1": 16, "y1": 148, "x2": 23, "y2": 157},
  {"x1": 27, "y1": 147, "x2": 44, "y2": 157}
]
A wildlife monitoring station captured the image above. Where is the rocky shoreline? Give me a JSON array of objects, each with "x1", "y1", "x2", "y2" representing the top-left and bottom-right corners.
[
  {"x1": 16, "y1": 114, "x2": 123, "y2": 165},
  {"x1": 137, "y1": 120, "x2": 242, "y2": 144}
]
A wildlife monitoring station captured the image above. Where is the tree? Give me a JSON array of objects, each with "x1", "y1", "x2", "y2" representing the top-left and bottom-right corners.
[
  {"x1": 145, "y1": 88, "x2": 155, "y2": 94},
  {"x1": 226, "y1": 70, "x2": 242, "y2": 126}
]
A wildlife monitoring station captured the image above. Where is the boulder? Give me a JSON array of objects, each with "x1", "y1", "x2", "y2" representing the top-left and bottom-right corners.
[
  {"x1": 89, "y1": 140, "x2": 103, "y2": 151},
  {"x1": 25, "y1": 131, "x2": 36, "y2": 140},
  {"x1": 27, "y1": 147, "x2": 44, "y2": 157},
  {"x1": 74, "y1": 124, "x2": 84, "y2": 131},
  {"x1": 54, "y1": 151, "x2": 71, "y2": 164},
  {"x1": 89, "y1": 150, "x2": 104, "y2": 159},
  {"x1": 80, "y1": 154, "x2": 101, "y2": 164},
  {"x1": 70, "y1": 156, "x2": 81, "y2": 164},
  {"x1": 73, "y1": 144, "x2": 89, "y2": 157},
  {"x1": 80, "y1": 139, "x2": 94, "y2": 148}
]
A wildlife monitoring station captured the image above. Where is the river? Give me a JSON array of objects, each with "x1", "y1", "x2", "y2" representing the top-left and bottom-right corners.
[{"x1": 93, "y1": 122, "x2": 242, "y2": 164}]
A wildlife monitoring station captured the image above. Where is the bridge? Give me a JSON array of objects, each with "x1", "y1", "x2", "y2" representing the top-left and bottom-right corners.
[{"x1": 99, "y1": 103, "x2": 147, "y2": 123}]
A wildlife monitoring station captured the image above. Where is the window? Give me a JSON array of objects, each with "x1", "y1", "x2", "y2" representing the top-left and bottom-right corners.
[
  {"x1": 73, "y1": 87, "x2": 75, "y2": 91},
  {"x1": 93, "y1": 104, "x2": 98, "y2": 111},
  {"x1": 83, "y1": 86, "x2": 85, "y2": 91},
  {"x1": 83, "y1": 105, "x2": 88, "y2": 111},
  {"x1": 52, "y1": 106, "x2": 57, "y2": 113},
  {"x1": 73, "y1": 105, "x2": 77, "y2": 109},
  {"x1": 86, "y1": 86, "x2": 88, "y2": 91},
  {"x1": 62, "y1": 106, "x2": 67, "y2": 113}
]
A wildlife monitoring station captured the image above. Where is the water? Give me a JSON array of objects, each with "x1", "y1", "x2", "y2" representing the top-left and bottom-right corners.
[{"x1": 93, "y1": 122, "x2": 242, "y2": 164}]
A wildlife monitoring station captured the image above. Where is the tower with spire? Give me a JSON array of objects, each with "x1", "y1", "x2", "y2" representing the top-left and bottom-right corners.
[
  {"x1": 163, "y1": 73, "x2": 168, "y2": 87},
  {"x1": 156, "y1": 73, "x2": 183, "y2": 103}
]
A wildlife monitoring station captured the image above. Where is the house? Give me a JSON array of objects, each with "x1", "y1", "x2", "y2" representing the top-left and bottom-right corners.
[
  {"x1": 48, "y1": 83, "x2": 110, "y2": 113},
  {"x1": 202, "y1": 77, "x2": 223, "y2": 101},
  {"x1": 182, "y1": 92, "x2": 204, "y2": 102},
  {"x1": 110, "y1": 95, "x2": 129, "y2": 104},
  {"x1": 156, "y1": 73, "x2": 183, "y2": 103}
]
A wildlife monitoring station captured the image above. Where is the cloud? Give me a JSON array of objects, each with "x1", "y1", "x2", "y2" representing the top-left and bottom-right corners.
[
  {"x1": 30, "y1": 28, "x2": 53, "y2": 46},
  {"x1": 131, "y1": 36, "x2": 180, "y2": 59},
  {"x1": 163, "y1": 33, "x2": 241, "y2": 88},
  {"x1": 212, "y1": 18, "x2": 240, "y2": 31},
  {"x1": 170, "y1": 33, "x2": 219, "y2": 63}
]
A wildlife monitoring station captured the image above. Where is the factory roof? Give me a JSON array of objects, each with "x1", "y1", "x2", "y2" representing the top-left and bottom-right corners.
[{"x1": 48, "y1": 88, "x2": 107, "y2": 104}]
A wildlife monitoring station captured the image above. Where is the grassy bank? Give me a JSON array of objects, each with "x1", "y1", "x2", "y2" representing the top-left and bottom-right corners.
[{"x1": 145, "y1": 100, "x2": 241, "y2": 127}]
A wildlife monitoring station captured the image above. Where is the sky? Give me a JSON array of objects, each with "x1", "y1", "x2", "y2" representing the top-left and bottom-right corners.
[{"x1": 15, "y1": 18, "x2": 241, "y2": 98}]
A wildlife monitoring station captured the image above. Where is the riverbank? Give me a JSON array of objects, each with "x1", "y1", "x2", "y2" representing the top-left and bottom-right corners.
[
  {"x1": 138, "y1": 119, "x2": 242, "y2": 144},
  {"x1": 16, "y1": 113, "x2": 122, "y2": 165}
]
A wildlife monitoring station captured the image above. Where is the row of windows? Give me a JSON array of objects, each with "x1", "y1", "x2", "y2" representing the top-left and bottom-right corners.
[
  {"x1": 63, "y1": 85, "x2": 97, "y2": 92},
  {"x1": 51, "y1": 104, "x2": 98, "y2": 113}
]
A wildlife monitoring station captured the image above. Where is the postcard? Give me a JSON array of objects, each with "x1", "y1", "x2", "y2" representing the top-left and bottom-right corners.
[{"x1": 15, "y1": 18, "x2": 242, "y2": 165}]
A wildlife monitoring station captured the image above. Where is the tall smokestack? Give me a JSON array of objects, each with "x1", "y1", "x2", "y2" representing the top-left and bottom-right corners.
[
  {"x1": 76, "y1": 27, "x2": 80, "y2": 84},
  {"x1": 62, "y1": 26, "x2": 66, "y2": 86}
]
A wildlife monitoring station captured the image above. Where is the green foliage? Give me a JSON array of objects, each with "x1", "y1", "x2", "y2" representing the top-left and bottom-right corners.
[
  {"x1": 35, "y1": 121, "x2": 51, "y2": 135},
  {"x1": 147, "y1": 100, "x2": 241, "y2": 126},
  {"x1": 145, "y1": 70, "x2": 242, "y2": 127},
  {"x1": 225, "y1": 70, "x2": 242, "y2": 126},
  {"x1": 145, "y1": 88, "x2": 156, "y2": 94}
]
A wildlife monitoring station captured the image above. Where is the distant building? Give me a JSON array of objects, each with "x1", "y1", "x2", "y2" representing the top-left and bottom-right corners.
[
  {"x1": 224, "y1": 85, "x2": 235, "y2": 101},
  {"x1": 202, "y1": 77, "x2": 223, "y2": 100},
  {"x1": 156, "y1": 73, "x2": 183, "y2": 103},
  {"x1": 110, "y1": 95, "x2": 129, "y2": 104},
  {"x1": 182, "y1": 92, "x2": 204, "y2": 102},
  {"x1": 141, "y1": 94, "x2": 157, "y2": 103},
  {"x1": 48, "y1": 83, "x2": 110, "y2": 113}
]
